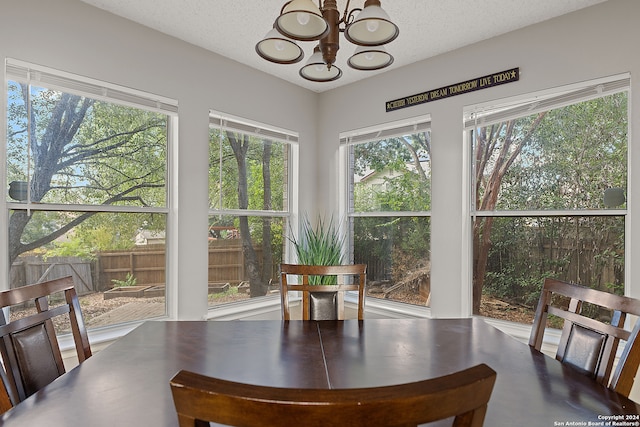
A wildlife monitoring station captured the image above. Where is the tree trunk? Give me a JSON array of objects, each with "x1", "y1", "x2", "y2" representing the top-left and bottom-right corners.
[
  {"x1": 227, "y1": 132, "x2": 267, "y2": 297},
  {"x1": 8, "y1": 85, "x2": 164, "y2": 266},
  {"x1": 261, "y1": 142, "x2": 274, "y2": 286},
  {"x1": 472, "y1": 216, "x2": 494, "y2": 313},
  {"x1": 8, "y1": 91, "x2": 94, "y2": 265},
  {"x1": 472, "y1": 113, "x2": 547, "y2": 313}
]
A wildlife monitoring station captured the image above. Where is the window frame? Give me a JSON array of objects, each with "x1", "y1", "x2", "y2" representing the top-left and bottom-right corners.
[
  {"x1": 206, "y1": 110, "x2": 297, "y2": 313},
  {"x1": 463, "y1": 74, "x2": 630, "y2": 323},
  {"x1": 340, "y1": 116, "x2": 432, "y2": 311},
  {"x1": 2, "y1": 59, "x2": 178, "y2": 331}
]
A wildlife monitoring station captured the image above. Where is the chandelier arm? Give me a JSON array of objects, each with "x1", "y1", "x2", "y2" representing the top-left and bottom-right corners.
[
  {"x1": 342, "y1": 0, "x2": 352, "y2": 25},
  {"x1": 343, "y1": 2, "x2": 361, "y2": 28}
]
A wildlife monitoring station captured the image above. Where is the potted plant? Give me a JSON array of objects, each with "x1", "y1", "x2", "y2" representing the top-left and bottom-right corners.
[
  {"x1": 288, "y1": 215, "x2": 345, "y2": 319},
  {"x1": 289, "y1": 214, "x2": 344, "y2": 281}
]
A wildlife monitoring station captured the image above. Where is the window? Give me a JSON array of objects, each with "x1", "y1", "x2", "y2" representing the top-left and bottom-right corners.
[
  {"x1": 467, "y1": 76, "x2": 629, "y2": 323},
  {"x1": 208, "y1": 112, "x2": 294, "y2": 307},
  {"x1": 343, "y1": 118, "x2": 431, "y2": 307},
  {"x1": 5, "y1": 60, "x2": 176, "y2": 329}
]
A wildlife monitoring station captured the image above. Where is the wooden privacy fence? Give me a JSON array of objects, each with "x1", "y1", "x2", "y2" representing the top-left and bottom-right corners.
[
  {"x1": 97, "y1": 240, "x2": 273, "y2": 291},
  {"x1": 10, "y1": 240, "x2": 275, "y2": 294},
  {"x1": 355, "y1": 254, "x2": 391, "y2": 282},
  {"x1": 10, "y1": 256, "x2": 94, "y2": 295},
  {"x1": 97, "y1": 245, "x2": 166, "y2": 291}
]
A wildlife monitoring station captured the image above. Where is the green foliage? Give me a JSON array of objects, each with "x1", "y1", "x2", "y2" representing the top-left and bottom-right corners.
[
  {"x1": 605, "y1": 281, "x2": 624, "y2": 295},
  {"x1": 492, "y1": 93, "x2": 627, "y2": 211},
  {"x1": 7, "y1": 80, "x2": 169, "y2": 264},
  {"x1": 353, "y1": 216, "x2": 430, "y2": 280},
  {"x1": 381, "y1": 173, "x2": 430, "y2": 211},
  {"x1": 352, "y1": 133, "x2": 430, "y2": 178},
  {"x1": 7, "y1": 84, "x2": 168, "y2": 207},
  {"x1": 209, "y1": 286, "x2": 239, "y2": 301},
  {"x1": 45, "y1": 238, "x2": 96, "y2": 260},
  {"x1": 351, "y1": 130, "x2": 432, "y2": 285},
  {"x1": 208, "y1": 127, "x2": 287, "y2": 292},
  {"x1": 484, "y1": 268, "x2": 553, "y2": 308},
  {"x1": 42, "y1": 212, "x2": 158, "y2": 260},
  {"x1": 209, "y1": 129, "x2": 286, "y2": 211},
  {"x1": 111, "y1": 273, "x2": 137, "y2": 288},
  {"x1": 289, "y1": 215, "x2": 344, "y2": 284},
  {"x1": 352, "y1": 133, "x2": 431, "y2": 213},
  {"x1": 477, "y1": 92, "x2": 628, "y2": 307}
]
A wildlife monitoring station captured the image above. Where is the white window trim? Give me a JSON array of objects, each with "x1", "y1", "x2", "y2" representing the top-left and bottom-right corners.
[
  {"x1": 6, "y1": 59, "x2": 177, "y2": 114},
  {"x1": 340, "y1": 115, "x2": 432, "y2": 313},
  {"x1": 208, "y1": 109, "x2": 297, "y2": 217},
  {"x1": 463, "y1": 74, "x2": 631, "y2": 329},
  {"x1": 3, "y1": 60, "x2": 178, "y2": 326},
  {"x1": 207, "y1": 110, "x2": 299, "y2": 316}
]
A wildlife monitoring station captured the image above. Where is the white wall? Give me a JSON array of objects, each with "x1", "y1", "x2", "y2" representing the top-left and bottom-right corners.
[
  {"x1": 0, "y1": 0, "x2": 319, "y2": 320},
  {"x1": 1, "y1": 0, "x2": 639, "y2": 321},
  {"x1": 316, "y1": 0, "x2": 640, "y2": 317}
]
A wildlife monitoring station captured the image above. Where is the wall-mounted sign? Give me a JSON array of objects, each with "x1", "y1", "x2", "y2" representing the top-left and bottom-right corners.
[{"x1": 386, "y1": 67, "x2": 519, "y2": 113}]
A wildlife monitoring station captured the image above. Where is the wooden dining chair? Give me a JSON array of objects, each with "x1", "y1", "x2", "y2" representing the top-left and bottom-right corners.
[
  {"x1": 0, "y1": 374, "x2": 12, "y2": 415},
  {"x1": 170, "y1": 363, "x2": 497, "y2": 427},
  {"x1": 280, "y1": 263, "x2": 367, "y2": 320},
  {"x1": 529, "y1": 278, "x2": 640, "y2": 397},
  {"x1": 0, "y1": 276, "x2": 92, "y2": 409}
]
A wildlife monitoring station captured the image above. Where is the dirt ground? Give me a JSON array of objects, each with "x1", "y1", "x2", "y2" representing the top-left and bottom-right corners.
[
  {"x1": 98, "y1": 288, "x2": 537, "y2": 324},
  {"x1": 11, "y1": 287, "x2": 535, "y2": 333},
  {"x1": 82, "y1": 293, "x2": 162, "y2": 319},
  {"x1": 208, "y1": 285, "x2": 536, "y2": 324},
  {"x1": 10, "y1": 293, "x2": 164, "y2": 334},
  {"x1": 478, "y1": 297, "x2": 535, "y2": 324},
  {"x1": 376, "y1": 288, "x2": 536, "y2": 324}
]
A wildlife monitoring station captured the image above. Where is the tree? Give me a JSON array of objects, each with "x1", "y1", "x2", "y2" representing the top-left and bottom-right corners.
[
  {"x1": 472, "y1": 112, "x2": 546, "y2": 313},
  {"x1": 7, "y1": 81, "x2": 168, "y2": 265},
  {"x1": 352, "y1": 132, "x2": 431, "y2": 286},
  {"x1": 261, "y1": 141, "x2": 274, "y2": 283},
  {"x1": 223, "y1": 131, "x2": 280, "y2": 297},
  {"x1": 473, "y1": 92, "x2": 628, "y2": 313}
]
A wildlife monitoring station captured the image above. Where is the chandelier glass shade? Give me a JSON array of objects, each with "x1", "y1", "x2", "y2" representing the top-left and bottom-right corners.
[
  {"x1": 343, "y1": 3, "x2": 398, "y2": 46},
  {"x1": 347, "y1": 45, "x2": 393, "y2": 70},
  {"x1": 275, "y1": 0, "x2": 330, "y2": 41},
  {"x1": 256, "y1": 28, "x2": 305, "y2": 64},
  {"x1": 299, "y1": 45, "x2": 343, "y2": 81},
  {"x1": 256, "y1": 0, "x2": 398, "y2": 82}
]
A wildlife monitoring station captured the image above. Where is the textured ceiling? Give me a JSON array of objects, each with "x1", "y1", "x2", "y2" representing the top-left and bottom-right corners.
[{"x1": 79, "y1": 0, "x2": 607, "y2": 92}]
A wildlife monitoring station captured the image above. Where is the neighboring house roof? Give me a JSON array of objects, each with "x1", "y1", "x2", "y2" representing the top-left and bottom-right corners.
[{"x1": 135, "y1": 231, "x2": 165, "y2": 245}]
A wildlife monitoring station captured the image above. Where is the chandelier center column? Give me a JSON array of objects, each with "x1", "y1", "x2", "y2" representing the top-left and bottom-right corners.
[{"x1": 320, "y1": 0, "x2": 340, "y2": 70}]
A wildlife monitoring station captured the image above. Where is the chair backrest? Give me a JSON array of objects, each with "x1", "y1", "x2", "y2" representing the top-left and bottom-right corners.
[
  {"x1": 280, "y1": 264, "x2": 367, "y2": 320},
  {"x1": 170, "y1": 363, "x2": 497, "y2": 427},
  {"x1": 0, "y1": 374, "x2": 12, "y2": 415},
  {"x1": 529, "y1": 278, "x2": 640, "y2": 397},
  {"x1": 0, "y1": 276, "x2": 92, "y2": 408}
]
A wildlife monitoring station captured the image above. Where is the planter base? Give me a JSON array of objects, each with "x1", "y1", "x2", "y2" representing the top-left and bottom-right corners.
[{"x1": 103, "y1": 286, "x2": 152, "y2": 299}]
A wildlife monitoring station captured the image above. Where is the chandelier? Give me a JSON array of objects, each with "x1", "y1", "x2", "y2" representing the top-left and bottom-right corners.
[{"x1": 256, "y1": 0, "x2": 399, "y2": 82}]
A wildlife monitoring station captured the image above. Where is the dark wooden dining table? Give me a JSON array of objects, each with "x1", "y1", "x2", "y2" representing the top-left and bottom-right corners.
[{"x1": 1, "y1": 318, "x2": 638, "y2": 426}]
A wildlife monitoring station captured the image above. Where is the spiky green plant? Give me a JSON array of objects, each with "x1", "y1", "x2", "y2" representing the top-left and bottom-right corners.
[{"x1": 290, "y1": 215, "x2": 344, "y2": 284}]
